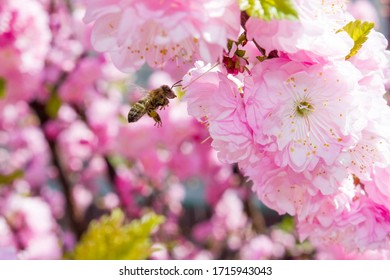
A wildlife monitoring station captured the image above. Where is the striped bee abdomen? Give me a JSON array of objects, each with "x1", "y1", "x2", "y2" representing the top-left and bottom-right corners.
[{"x1": 128, "y1": 99, "x2": 147, "y2": 123}]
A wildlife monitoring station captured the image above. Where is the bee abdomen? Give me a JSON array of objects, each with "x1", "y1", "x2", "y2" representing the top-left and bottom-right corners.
[{"x1": 128, "y1": 102, "x2": 146, "y2": 123}]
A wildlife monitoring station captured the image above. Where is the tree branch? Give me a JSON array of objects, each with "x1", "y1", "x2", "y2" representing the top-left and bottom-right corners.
[{"x1": 30, "y1": 101, "x2": 84, "y2": 240}]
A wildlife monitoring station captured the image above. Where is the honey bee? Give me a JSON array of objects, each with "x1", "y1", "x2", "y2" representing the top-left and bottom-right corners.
[{"x1": 128, "y1": 81, "x2": 181, "y2": 127}]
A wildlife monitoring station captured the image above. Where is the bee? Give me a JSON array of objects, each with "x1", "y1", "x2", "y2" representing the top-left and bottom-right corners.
[{"x1": 128, "y1": 81, "x2": 181, "y2": 127}]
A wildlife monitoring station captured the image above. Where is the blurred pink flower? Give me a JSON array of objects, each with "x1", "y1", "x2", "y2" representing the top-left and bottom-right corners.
[
  {"x1": 348, "y1": 0, "x2": 381, "y2": 28},
  {"x1": 240, "y1": 235, "x2": 277, "y2": 260},
  {"x1": 0, "y1": 103, "x2": 50, "y2": 189},
  {"x1": 193, "y1": 190, "x2": 247, "y2": 244},
  {"x1": 0, "y1": 0, "x2": 50, "y2": 103},
  {"x1": 0, "y1": 194, "x2": 61, "y2": 259},
  {"x1": 57, "y1": 120, "x2": 97, "y2": 172},
  {"x1": 59, "y1": 56, "x2": 105, "y2": 104},
  {"x1": 83, "y1": 0, "x2": 240, "y2": 72}
]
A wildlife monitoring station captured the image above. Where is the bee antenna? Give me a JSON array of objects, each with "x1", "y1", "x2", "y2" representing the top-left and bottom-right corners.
[
  {"x1": 182, "y1": 62, "x2": 220, "y2": 91},
  {"x1": 171, "y1": 80, "x2": 183, "y2": 89}
]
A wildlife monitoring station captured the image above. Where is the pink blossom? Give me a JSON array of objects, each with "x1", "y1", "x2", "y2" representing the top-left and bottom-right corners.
[
  {"x1": 57, "y1": 120, "x2": 97, "y2": 172},
  {"x1": 245, "y1": 157, "x2": 325, "y2": 217},
  {"x1": 86, "y1": 96, "x2": 121, "y2": 153},
  {"x1": 59, "y1": 56, "x2": 105, "y2": 104},
  {"x1": 245, "y1": 0, "x2": 354, "y2": 64},
  {"x1": 298, "y1": 177, "x2": 390, "y2": 251},
  {"x1": 183, "y1": 61, "x2": 260, "y2": 168},
  {"x1": 0, "y1": 0, "x2": 50, "y2": 103},
  {"x1": 349, "y1": 30, "x2": 390, "y2": 95},
  {"x1": 193, "y1": 189, "x2": 247, "y2": 245},
  {"x1": 0, "y1": 194, "x2": 61, "y2": 259},
  {"x1": 317, "y1": 244, "x2": 390, "y2": 260},
  {"x1": 84, "y1": 0, "x2": 240, "y2": 72},
  {"x1": 240, "y1": 235, "x2": 276, "y2": 260},
  {"x1": 0, "y1": 217, "x2": 16, "y2": 250},
  {"x1": 364, "y1": 166, "x2": 390, "y2": 209},
  {"x1": 347, "y1": 0, "x2": 381, "y2": 28},
  {"x1": 245, "y1": 59, "x2": 362, "y2": 172},
  {"x1": 0, "y1": 103, "x2": 50, "y2": 189}
]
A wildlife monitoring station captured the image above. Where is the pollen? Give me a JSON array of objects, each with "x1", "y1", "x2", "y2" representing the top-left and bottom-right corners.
[{"x1": 296, "y1": 101, "x2": 314, "y2": 117}]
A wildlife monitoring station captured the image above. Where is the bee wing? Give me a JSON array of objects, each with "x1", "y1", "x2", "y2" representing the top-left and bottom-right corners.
[{"x1": 125, "y1": 82, "x2": 150, "y2": 104}]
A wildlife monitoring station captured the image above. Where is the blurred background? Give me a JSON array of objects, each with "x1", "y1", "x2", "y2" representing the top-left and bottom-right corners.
[{"x1": 0, "y1": 0, "x2": 389, "y2": 260}]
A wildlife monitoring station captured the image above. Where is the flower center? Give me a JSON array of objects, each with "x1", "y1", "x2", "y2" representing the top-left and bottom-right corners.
[{"x1": 296, "y1": 101, "x2": 314, "y2": 117}]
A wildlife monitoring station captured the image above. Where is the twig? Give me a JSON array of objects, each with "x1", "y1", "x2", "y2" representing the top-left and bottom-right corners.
[{"x1": 30, "y1": 101, "x2": 84, "y2": 240}]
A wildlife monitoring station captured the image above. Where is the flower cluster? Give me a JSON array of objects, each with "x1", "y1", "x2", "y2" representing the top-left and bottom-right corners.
[
  {"x1": 183, "y1": 0, "x2": 390, "y2": 253},
  {"x1": 0, "y1": 0, "x2": 50, "y2": 104},
  {"x1": 1, "y1": 0, "x2": 390, "y2": 261},
  {"x1": 83, "y1": 0, "x2": 241, "y2": 76}
]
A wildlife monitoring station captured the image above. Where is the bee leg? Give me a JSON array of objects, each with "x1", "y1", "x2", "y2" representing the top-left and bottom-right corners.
[
  {"x1": 147, "y1": 110, "x2": 162, "y2": 127},
  {"x1": 160, "y1": 98, "x2": 170, "y2": 110}
]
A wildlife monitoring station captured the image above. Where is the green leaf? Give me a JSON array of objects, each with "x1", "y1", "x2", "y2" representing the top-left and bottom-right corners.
[
  {"x1": 278, "y1": 215, "x2": 295, "y2": 232},
  {"x1": 0, "y1": 78, "x2": 7, "y2": 99},
  {"x1": 71, "y1": 209, "x2": 165, "y2": 260},
  {"x1": 45, "y1": 93, "x2": 62, "y2": 118},
  {"x1": 0, "y1": 170, "x2": 24, "y2": 186},
  {"x1": 338, "y1": 20, "x2": 374, "y2": 60},
  {"x1": 239, "y1": 0, "x2": 298, "y2": 21}
]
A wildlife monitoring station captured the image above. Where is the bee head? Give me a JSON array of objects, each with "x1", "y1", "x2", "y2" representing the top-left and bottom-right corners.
[{"x1": 161, "y1": 85, "x2": 176, "y2": 99}]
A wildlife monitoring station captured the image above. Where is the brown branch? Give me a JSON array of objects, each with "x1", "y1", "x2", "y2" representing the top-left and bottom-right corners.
[{"x1": 30, "y1": 101, "x2": 84, "y2": 240}]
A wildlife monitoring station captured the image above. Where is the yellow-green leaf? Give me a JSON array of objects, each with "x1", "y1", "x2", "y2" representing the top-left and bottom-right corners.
[
  {"x1": 239, "y1": 0, "x2": 298, "y2": 20},
  {"x1": 0, "y1": 78, "x2": 7, "y2": 99},
  {"x1": 278, "y1": 215, "x2": 295, "y2": 233},
  {"x1": 71, "y1": 209, "x2": 165, "y2": 260},
  {"x1": 338, "y1": 20, "x2": 374, "y2": 60},
  {"x1": 0, "y1": 170, "x2": 24, "y2": 186}
]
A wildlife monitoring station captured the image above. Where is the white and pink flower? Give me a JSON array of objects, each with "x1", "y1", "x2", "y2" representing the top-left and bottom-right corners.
[{"x1": 84, "y1": 0, "x2": 240, "y2": 73}]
